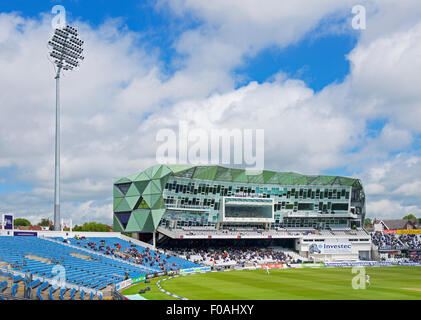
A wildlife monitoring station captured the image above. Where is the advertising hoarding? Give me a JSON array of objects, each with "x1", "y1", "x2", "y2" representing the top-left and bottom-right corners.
[
  {"x1": 309, "y1": 240, "x2": 352, "y2": 254},
  {"x1": 2, "y1": 214, "x2": 13, "y2": 230}
]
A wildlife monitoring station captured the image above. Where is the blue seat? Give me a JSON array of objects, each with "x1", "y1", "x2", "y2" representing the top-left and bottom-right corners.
[
  {"x1": 70, "y1": 288, "x2": 76, "y2": 300},
  {"x1": 11, "y1": 283, "x2": 18, "y2": 297},
  {"x1": 60, "y1": 287, "x2": 68, "y2": 300},
  {"x1": 49, "y1": 286, "x2": 57, "y2": 300},
  {"x1": 0, "y1": 280, "x2": 7, "y2": 293}
]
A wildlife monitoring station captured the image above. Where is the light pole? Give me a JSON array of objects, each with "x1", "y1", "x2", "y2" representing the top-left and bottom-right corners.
[{"x1": 48, "y1": 25, "x2": 84, "y2": 231}]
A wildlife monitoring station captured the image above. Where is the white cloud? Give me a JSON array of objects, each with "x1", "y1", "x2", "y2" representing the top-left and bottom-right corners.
[{"x1": 368, "y1": 199, "x2": 421, "y2": 220}]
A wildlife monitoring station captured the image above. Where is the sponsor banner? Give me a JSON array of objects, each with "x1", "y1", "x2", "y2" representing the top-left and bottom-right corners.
[
  {"x1": 131, "y1": 275, "x2": 146, "y2": 284},
  {"x1": 397, "y1": 229, "x2": 421, "y2": 235},
  {"x1": 260, "y1": 263, "x2": 286, "y2": 269},
  {"x1": 290, "y1": 264, "x2": 303, "y2": 269},
  {"x1": 2, "y1": 214, "x2": 13, "y2": 230},
  {"x1": 383, "y1": 229, "x2": 397, "y2": 234},
  {"x1": 13, "y1": 231, "x2": 37, "y2": 237},
  {"x1": 324, "y1": 261, "x2": 395, "y2": 267},
  {"x1": 301, "y1": 263, "x2": 325, "y2": 268},
  {"x1": 180, "y1": 266, "x2": 211, "y2": 274},
  {"x1": 116, "y1": 279, "x2": 132, "y2": 291},
  {"x1": 309, "y1": 240, "x2": 352, "y2": 255},
  {"x1": 397, "y1": 262, "x2": 421, "y2": 266}
]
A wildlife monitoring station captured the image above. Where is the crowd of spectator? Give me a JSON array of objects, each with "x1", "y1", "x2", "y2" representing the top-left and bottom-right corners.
[
  {"x1": 371, "y1": 232, "x2": 421, "y2": 249},
  {"x1": 72, "y1": 237, "x2": 180, "y2": 271},
  {"x1": 170, "y1": 247, "x2": 298, "y2": 266},
  {"x1": 371, "y1": 232, "x2": 421, "y2": 263}
]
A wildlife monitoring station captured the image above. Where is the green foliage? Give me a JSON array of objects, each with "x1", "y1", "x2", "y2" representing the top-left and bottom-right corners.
[
  {"x1": 364, "y1": 218, "x2": 372, "y2": 226},
  {"x1": 403, "y1": 214, "x2": 417, "y2": 220},
  {"x1": 38, "y1": 218, "x2": 51, "y2": 227},
  {"x1": 14, "y1": 218, "x2": 31, "y2": 227},
  {"x1": 72, "y1": 222, "x2": 110, "y2": 232}
]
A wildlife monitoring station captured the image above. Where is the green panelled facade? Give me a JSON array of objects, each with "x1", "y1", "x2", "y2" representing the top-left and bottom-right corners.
[{"x1": 113, "y1": 165, "x2": 366, "y2": 233}]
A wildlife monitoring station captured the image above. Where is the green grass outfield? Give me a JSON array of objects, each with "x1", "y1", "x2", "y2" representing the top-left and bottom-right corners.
[{"x1": 121, "y1": 266, "x2": 421, "y2": 300}]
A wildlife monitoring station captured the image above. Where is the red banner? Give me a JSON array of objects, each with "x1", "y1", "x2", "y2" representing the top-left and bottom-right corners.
[
  {"x1": 383, "y1": 229, "x2": 397, "y2": 234},
  {"x1": 260, "y1": 263, "x2": 285, "y2": 269}
]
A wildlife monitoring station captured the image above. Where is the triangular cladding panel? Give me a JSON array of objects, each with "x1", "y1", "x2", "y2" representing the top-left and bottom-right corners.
[
  {"x1": 113, "y1": 185, "x2": 124, "y2": 198},
  {"x1": 132, "y1": 209, "x2": 150, "y2": 231},
  {"x1": 126, "y1": 183, "x2": 140, "y2": 197},
  {"x1": 152, "y1": 165, "x2": 163, "y2": 179},
  {"x1": 125, "y1": 213, "x2": 141, "y2": 232},
  {"x1": 115, "y1": 177, "x2": 131, "y2": 184},
  {"x1": 248, "y1": 173, "x2": 265, "y2": 184},
  {"x1": 231, "y1": 169, "x2": 247, "y2": 183},
  {"x1": 150, "y1": 209, "x2": 166, "y2": 228},
  {"x1": 126, "y1": 172, "x2": 141, "y2": 181},
  {"x1": 113, "y1": 197, "x2": 123, "y2": 210},
  {"x1": 214, "y1": 166, "x2": 232, "y2": 181},
  {"x1": 151, "y1": 196, "x2": 165, "y2": 210},
  {"x1": 113, "y1": 215, "x2": 124, "y2": 232},
  {"x1": 143, "y1": 194, "x2": 162, "y2": 208},
  {"x1": 143, "y1": 180, "x2": 162, "y2": 195},
  {"x1": 263, "y1": 171, "x2": 277, "y2": 184},
  {"x1": 125, "y1": 196, "x2": 141, "y2": 210},
  {"x1": 143, "y1": 166, "x2": 156, "y2": 179},
  {"x1": 134, "y1": 171, "x2": 150, "y2": 182},
  {"x1": 141, "y1": 213, "x2": 155, "y2": 232},
  {"x1": 193, "y1": 166, "x2": 218, "y2": 181},
  {"x1": 136, "y1": 198, "x2": 149, "y2": 209},
  {"x1": 133, "y1": 180, "x2": 149, "y2": 194},
  {"x1": 158, "y1": 165, "x2": 172, "y2": 178},
  {"x1": 167, "y1": 165, "x2": 194, "y2": 175},
  {"x1": 115, "y1": 198, "x2": 131, "y2": 212}
]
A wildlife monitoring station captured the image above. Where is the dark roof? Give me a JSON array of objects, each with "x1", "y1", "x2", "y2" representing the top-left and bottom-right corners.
[{"x1": 380, "y1": 219, "x2": 418, "y2": 230}]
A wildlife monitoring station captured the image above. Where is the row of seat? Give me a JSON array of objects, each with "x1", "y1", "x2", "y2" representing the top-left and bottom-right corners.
[
  {"x1": 60, "y1": 236, "x2": 200, "y2": 271},
  {"x1": 0, "y1": 236, "x2": 148, "y2": 293}
]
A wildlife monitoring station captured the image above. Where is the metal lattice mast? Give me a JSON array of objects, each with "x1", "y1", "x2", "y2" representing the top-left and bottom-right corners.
[{"x1": 48, "y1": 25, "x2": 84, "y2": 231}]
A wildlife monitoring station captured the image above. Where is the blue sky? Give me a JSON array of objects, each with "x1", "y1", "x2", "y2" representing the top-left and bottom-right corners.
[{"x1": 1, "y1": 0, "x2": 421, "y2": 222}]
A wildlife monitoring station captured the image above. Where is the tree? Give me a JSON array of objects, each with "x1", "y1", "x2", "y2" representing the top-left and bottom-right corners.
[
  {"x1": 364, "y1": 218, "x2": 372, "y2": 227},
  {"x1": 403, "y1": 214, "x2": 417, "y2": 220},
  {"x1": 72, "y1": 222, "x2": 110, "y2": 232},
  {"x1": 38, "y1": 218, "x2": 51, "y2": 227},
  {"x1": 14, "y1": 218, "x2": 31, "y2": 227}
]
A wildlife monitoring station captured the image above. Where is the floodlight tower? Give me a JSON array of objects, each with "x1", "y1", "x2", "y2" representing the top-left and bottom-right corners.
[{"x1": 48, "y1": 25, "x2": 84, "y2": 231}]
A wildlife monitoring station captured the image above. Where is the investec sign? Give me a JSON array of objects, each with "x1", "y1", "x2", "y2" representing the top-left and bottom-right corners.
[
  {"x1": 2, "y1": 214, "x2": 13, "y2": 230},
  {"x1": 314, "y1": 241, "x2": 352, "y2": 254}
]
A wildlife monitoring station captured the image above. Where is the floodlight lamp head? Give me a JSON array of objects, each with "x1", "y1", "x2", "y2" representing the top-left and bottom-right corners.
[{"x1": 48, "y1": 24, "x2": 84, "y2": 73}]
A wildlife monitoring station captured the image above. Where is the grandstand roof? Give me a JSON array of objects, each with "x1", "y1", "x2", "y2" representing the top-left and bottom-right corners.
[{"x1": 115, "y1": 164, "x2": 363, "y2": 188}]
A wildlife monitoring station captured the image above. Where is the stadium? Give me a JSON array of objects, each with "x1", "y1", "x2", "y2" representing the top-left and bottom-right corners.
[{"x1": 1, "y1": 164, "x2": 420, "y2": 301}]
